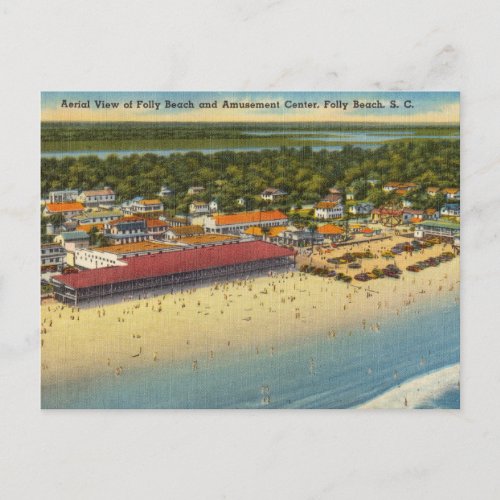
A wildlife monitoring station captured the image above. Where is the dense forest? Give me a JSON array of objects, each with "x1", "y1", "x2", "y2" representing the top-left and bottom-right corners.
[{"x1": 41, "y1": 140, "x2": 460, "y2": 214}]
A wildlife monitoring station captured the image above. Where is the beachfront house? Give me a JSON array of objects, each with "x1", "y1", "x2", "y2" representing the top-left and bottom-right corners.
[
  {"x1": 78, "y1": 187, "x2": 115, "y2": 208},
  {"x1": 278, "y1": 229, "x2": 324, "y2": 247},
  {"x1": 414, "y1": 220, "x2": 460, "y2": 242},
  {"x1": 204, "y1": 210, "x2": 289, "y2": 235},
  {"x1": 316, "y1": 224, "x2": 344, "y2": 242},
  {"x1": 314, "y1": 201, "x2": 344, "y2": 220}
]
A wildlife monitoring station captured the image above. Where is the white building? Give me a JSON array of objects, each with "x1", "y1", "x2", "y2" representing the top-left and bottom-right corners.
[
  {"x1": 122, "y1": 199, "x2": 164, "y2": 215},
  {"x1": 261, "y1": 188, "x2": 287, "y2": 202},
  {"x1": 348, "y1": 202, "x2": 374, "y2": 215},
  {"x1": 441, "y1": 188, "x2": 460, "y2": 200},
  {"x1": 414, "y1": 220, "x2": 460, "y2": 240},
  {"x1": 48, "y1": 189, "x2": 79, "y2": 203},
  {"x1": 72, "y1": 209, "x2": 122, "y2": 225},
  {"x1": 41, "y1": 243, "x2": 66, "y2": 270},
  {"x1": 74, "y1": 248, "x2": 127, "y2": 269},
  {"x1": 78, "y1": 188, "x2": 115, "y2": 207},
  {"x1": 158, "y1": 186, "x2": 173, "y2": 197},
  {"x1": 440, "y1": 203, "x2": 460, "y2": 217},
  {"x1": 187, "y1": 186, "x2": 205, "y2": 195},
  {"x1": 314, "y1": 202, "x2": 344, "y2": 220}
]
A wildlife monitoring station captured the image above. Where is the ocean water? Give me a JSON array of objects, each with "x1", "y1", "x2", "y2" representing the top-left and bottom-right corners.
[{"x1": 42, "y1": 300, "x2": 460, "y2": 409}]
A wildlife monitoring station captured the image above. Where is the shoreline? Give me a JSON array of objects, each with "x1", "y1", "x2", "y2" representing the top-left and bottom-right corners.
[
  {"x1": 357, "y1": 363, "x2": 460, "y2": 409},
  {"x1": 41, "y1": 256, "x2": 459, "y2": 388}
]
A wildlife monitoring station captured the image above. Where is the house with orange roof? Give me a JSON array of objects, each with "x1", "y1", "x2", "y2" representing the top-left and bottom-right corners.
[
  {"x1": 441, "y1": 187, "x2": 460, "y2": 200},
  {"x1": 314, "y1": 201, "x2": 344, "y2": 220},
  {"x1": 243, "y1": 225, "x2": 287, "y2": 241},
  {"x1": 317, "y1": 224, "x2": 344, "y2": 242},
  {"x1": 78, "y1": 187, "x2": 115, "y2": 207},
  {"x1": 204, "y1": 210, "x2": 289, "y2": 235},
  {"x1": 146, "y1": 218, "x2": 169, "y2": 237},
  {"x1": 44, "y1": 202, "x2": 85, "y2": 218},
  {"x1": 426, "y1": 187, "x2": 441, "y2": 197}
]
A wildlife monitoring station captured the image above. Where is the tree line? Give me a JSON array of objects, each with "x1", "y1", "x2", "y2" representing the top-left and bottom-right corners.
[{"x1": 41, "y1": 140, "x2": 459, "y2": 214}]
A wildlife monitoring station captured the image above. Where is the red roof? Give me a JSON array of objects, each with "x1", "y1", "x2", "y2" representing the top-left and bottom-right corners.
[
  {"x1": 108, "y1": 216, "x2": 145, "y2": 225},
  {"x1": 53, "y1": 241, "x2": 294, "y2": 290},
  {"x1": 214, "y1": 210, "x2": 287, "y2": 226},
  {"x1": 46, "y1": 202, "x2": 84, "y2": 213},
  {"x1": 146, "y1": 219, "x2": 168, "y2": 228}
]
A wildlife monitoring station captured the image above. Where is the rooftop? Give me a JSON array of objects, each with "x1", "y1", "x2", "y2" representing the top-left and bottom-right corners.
[
  {"x1": 53, "y1": 241, "x2": 294, "y2": 290},
  {"x1": 243, "y1": 226, "x2": 287, "y2": 237},
  {"x1": 82, "y1": 188, "x2": 114, "y2": 196},
  {"x1": 168, "y1": 225, "x2": 205, "y2": 236},
  {"x1": 315, "y1": 201, "x2": 340, "y2": 209},
  {"x1": 179, "y1": 234, "x2": 240, "y2": 245},
  {"x1": 93, "y1": 241, "x2": 178, "y2": 254},
  {"x1": 46, "y1": 202, "x2": 85, "y2": 212},
  {"x1": 73, "y1": 209, "x2": 122, "y2": 220},
  {"x1": 139, "y1": 199, "x2": 162, "y2": 206},
  {"x1": 417, "y1": 220, "x2": 460, "y2": 230},
  {"x1": 58, "y1": 231, "x2": 90, "y2": 241},
  {"x1": 213, "y1": 210, "x2": 287, "y2": 226},
  {"x1": 317, "y1": 224, "x2": 344, "y2": 235}
]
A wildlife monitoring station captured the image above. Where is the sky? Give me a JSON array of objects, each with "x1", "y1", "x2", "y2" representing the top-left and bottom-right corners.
[{"x1": 41, "y1": 91, "x2": 459, "y2": 124}]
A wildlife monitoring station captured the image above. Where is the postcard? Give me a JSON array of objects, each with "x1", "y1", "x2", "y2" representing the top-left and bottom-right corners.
[{"x1": 40, "y1": 91, "x2": 460, "y2": 409}]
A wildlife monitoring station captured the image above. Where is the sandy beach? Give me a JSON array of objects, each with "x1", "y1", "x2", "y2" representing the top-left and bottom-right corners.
[{"x1": 41, "y1": 238, "x2": 459, "y2": 387}]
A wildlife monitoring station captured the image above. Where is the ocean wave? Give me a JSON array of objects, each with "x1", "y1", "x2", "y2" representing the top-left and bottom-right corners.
[{"x1": 357, "y1": 364, "x2": 460, "y2": 409}]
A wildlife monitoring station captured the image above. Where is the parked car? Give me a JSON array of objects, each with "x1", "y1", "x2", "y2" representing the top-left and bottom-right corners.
[
  {"x1": 383, "y1": 268, "x2": 400, "y2": 278},
  {"x1": 354, "y1": 273, "x2": 371, "y2": 282},
  {"x1": 406, "y1": 265, "x2": 421, "y2": 272}
]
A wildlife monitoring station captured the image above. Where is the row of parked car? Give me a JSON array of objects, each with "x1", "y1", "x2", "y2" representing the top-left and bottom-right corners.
[
  {"x1": 354, "y1": 264, "x2": 402, "y2": 282},
  {"x1": 386, "y1": 238, "x2": 441, "y2": 257},
  {"x1": 406, "y1": 252, "x2": 456, "y2": 272},
  {"x1": 327, "y1": 250, "x2": 375, "y2": 265}
]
